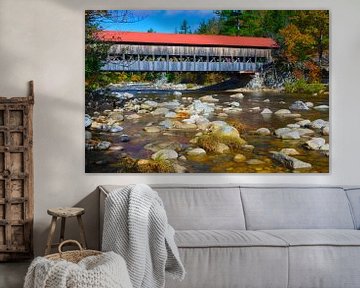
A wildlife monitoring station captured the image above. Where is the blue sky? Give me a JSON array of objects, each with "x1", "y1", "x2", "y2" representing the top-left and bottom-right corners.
[{"x1": 98, "y1": 10, "x2": 215, "y2": 33}]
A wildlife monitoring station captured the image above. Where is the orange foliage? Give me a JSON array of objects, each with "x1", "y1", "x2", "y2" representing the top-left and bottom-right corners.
[{"x1": 304, "y1": 61, "x2": 321, "y2": 82}]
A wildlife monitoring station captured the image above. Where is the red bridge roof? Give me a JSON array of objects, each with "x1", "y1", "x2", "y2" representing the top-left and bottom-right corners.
[{"x1": 97, "y1": 31, "x2": 279, "y2": 49}]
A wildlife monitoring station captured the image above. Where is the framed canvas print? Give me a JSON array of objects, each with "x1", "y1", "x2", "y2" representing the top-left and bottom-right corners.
[{"x1": 85, "y1": 10, "x2": 329, "y2": 173}]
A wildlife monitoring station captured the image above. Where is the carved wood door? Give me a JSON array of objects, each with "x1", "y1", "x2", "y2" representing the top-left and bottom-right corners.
[{"x1": 0, "y1": 82, "x2": 34, "y2": 261}]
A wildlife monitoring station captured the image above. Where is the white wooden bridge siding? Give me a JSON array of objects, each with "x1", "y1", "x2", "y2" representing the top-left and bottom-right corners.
[{"x1": 101, "y1": 44, "x2": 272, "y2": 72}]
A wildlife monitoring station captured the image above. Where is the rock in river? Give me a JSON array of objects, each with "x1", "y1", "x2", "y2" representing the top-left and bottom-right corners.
[
  {"x1": 234, "y1": 154, "x2": 246, "y2": 162},
  {"x1": 280, "y1": 148, "x2": 300, "y2": 156},
  {"x1": 96, "y1": 141, "x2": 111, "y2": 150},
  {"x1": 314, "y1": 105, "x2": 329, "y2": 110},
  {"x1": 144, "y1": 126, "x2": 161, "y2": 133},
  {"x1": 145, "y1": 141, "x2": 182, "y2": 152},
  {"x1": 272, "y1": 152, "x2": 312, "y2": 170},
  {"x1": 187, "y1": 148, "x2": 207, "y2": 156},
  {"x1": 165, "y1": 112, "x2": 177, "y2": 118},
  {"x1": 151, "y1": 149, "x2": 178, "y2": 160},
  {"x1": 173, "y1": 91, "x2": 182, "y2": 96},
  {"x1": 108, "y1": 111, "x2": 124, "y2": 121},
  {"x1": 230, "y1": 93, "x2": 244, "y2": 99},
  {"x1": 214, "y1": 143, "x2": 230, "y2": 154},
  {"x1": 151, "y1": 107, "x2": 169, "y2": 116},
  {"x1": 247, "y1": 159, "x2": 265, "y2": 165},
  {"x1": 289, "y1": 101, "x2": 310, "y2": 110},
  {"x1": 322, "y1": 126, "x2": 330, "y2": 136},
  {"x1": 209, "y1": 121, "x2": 240, "y2": 138},
  {"x1": 85, "y1": 131, "x2": 92, "y2": 140},
  {"x1": 120, "y1": 134, "x2": 130, "y2": 142},
  {"x1": 85, "y1": 114, "x2": 92, "y2": 128},
  {"x1": 109, "y1": 126, "x2": 124, "y2": 133},
  {"x1": 256, "y1": 128, "x2": 271, "y2": 136},
  {"x1": 274, "y1": 109, "x2": 291, "y2": 115},
  {"x1": 261, "y1": 108, "x2": 273, "y2": 114},
  {"x1": 143, "y1": 100, "x2": 158, "y2": 108},
  {"x1": 308, "y1": 119, "x2": 329, "y2": 129},
  {"x1": 281, "y1": 131, "x2": 301, "y2": 140},
  {"x1": 304, "y1": 137, "x2": 326, "y2": 150},
  {"x1": 229, "y1": 101, "x2": 240, "y2": 107},
  {"x1": 200, "y1": 95, "x2": 219, "y2": 103},
  {"x1": 296, "y1": 119, "x2": 311, "y2": 127}
]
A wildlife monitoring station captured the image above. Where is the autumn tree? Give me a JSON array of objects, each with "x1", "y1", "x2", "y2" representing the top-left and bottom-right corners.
[{"x1": 291, "y1": 10, "x2": 329, "y2": 66}]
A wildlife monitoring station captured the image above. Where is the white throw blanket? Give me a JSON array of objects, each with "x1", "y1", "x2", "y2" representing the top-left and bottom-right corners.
[
  {"x1": 102, "y1": 184, "x2": 185, "y2": 288},
  {"x1": 24, "y1": 251, "x2": 132, "y2": 288}
]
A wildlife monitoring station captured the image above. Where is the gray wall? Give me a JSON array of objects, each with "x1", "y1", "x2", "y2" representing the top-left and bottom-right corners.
[{"x1": 0, "y1": 0, "x2": 359, "y2": 256}]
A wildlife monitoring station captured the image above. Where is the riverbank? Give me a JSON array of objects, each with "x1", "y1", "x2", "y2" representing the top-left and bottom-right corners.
[{"x1": 85, "y1": 83, "x2": 329, "y2": 173}]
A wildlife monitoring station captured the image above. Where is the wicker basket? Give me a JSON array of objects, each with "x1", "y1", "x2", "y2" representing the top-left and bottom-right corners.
[{"x1": 45, "y1": 240, "x2": 102, "y2": 263}]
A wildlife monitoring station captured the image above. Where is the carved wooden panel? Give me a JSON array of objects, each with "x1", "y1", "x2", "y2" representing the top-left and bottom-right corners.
[{"x1": 0, "y1": 81, "x2": 34, "y2": 261}]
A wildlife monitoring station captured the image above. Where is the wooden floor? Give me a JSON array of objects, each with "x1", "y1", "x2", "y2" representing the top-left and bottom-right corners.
[{"x1": 0, "y1": 261, "x2": 30, "y2": 288}]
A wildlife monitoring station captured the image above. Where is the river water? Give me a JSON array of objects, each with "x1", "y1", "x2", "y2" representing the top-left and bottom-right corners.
[{"x1": 85, "y1": 87, "x2": 329, "y2": 173}]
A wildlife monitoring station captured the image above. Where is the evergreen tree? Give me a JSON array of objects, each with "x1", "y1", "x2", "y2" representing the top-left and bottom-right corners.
[{"x1": 179, "y1": 20, "x2": 191, "y2": 34}]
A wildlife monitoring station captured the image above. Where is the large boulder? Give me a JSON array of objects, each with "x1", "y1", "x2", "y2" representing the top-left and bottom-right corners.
[
  {"x1": 209, "y1": 121, "x2": 240, "y2": 138},
  {"x1": 272, "y1": 152, "x2": 312, "y2": 170}
]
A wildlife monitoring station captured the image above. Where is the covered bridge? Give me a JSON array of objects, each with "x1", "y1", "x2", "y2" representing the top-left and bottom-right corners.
[{"x1": 97, "y1": 31, "x2": 279, "y2": 72}]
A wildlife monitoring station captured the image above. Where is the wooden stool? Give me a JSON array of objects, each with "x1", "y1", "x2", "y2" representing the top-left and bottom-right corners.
[{"x1": 45, "y1": 207, "x2": 87, "y2": 255}]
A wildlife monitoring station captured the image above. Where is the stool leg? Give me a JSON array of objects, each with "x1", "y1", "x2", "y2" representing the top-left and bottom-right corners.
[
  {"x1": 45, "y1": 216, "x2": 57, "y2": 255},
  {"x1": 77, "y1": 215, "x2": 87, "y2": 249},
  {"x1": 60, "y1": 217, "x2": 66, "y2": 243}
]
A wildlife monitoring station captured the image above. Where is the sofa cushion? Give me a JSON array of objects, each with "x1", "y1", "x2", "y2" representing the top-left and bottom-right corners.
[
  {"x1": 165, "y1": 247, "x2": 288, "y2": 288},
  {"x1": 261, "y1": 229, "x2": 360, "y2": 246},
  {"x1": 345, "y1": 188, "x2": 360, "y2": 229},
  {"x1": 175, "y1": 230, "x2": 288, "y2": 248},
  {"x1": 241, "y1": 187, "x2": 355, "y2": 230},
  {"x1": 153, "y1": 186, "x2": 246, "y2": 230},
  {"x1": 287, "y1": 246, "x2": 360, "y2": 288}
]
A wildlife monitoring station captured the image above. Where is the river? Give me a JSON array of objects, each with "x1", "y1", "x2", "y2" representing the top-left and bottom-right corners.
[{"x1": 85, "y1": 86, "x2": 329, "y2": 173}]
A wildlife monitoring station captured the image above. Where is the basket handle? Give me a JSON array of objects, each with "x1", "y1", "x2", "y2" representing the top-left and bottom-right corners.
[{"x1": 58, "y1": 240, "x2": 83, "y2": 255}]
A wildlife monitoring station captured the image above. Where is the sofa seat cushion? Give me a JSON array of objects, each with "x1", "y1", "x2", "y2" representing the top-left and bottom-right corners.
[
  {"x1": 175, "y1": 230, "x2": 288, "y2": 248},
  {"x1": 262, "y1": 229, "x2": 360, "y2": 246}
]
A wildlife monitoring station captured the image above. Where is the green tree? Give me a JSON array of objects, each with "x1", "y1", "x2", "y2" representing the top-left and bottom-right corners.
[
  {"x1": 85, "y1": 10, "x2": 112, "y2": 89},
  {"x1": 179, "y1": 20, "x2": 191, "y2": 34},
  {"x1": 196, "y1": 18, "x2": 220, "y2": 35},
  {"x1": 147, "y1": 28, "x2": 156, "y2": 33},
  {"x1": 215, "y1": 10, "x2": 242, "y2": 36}
]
